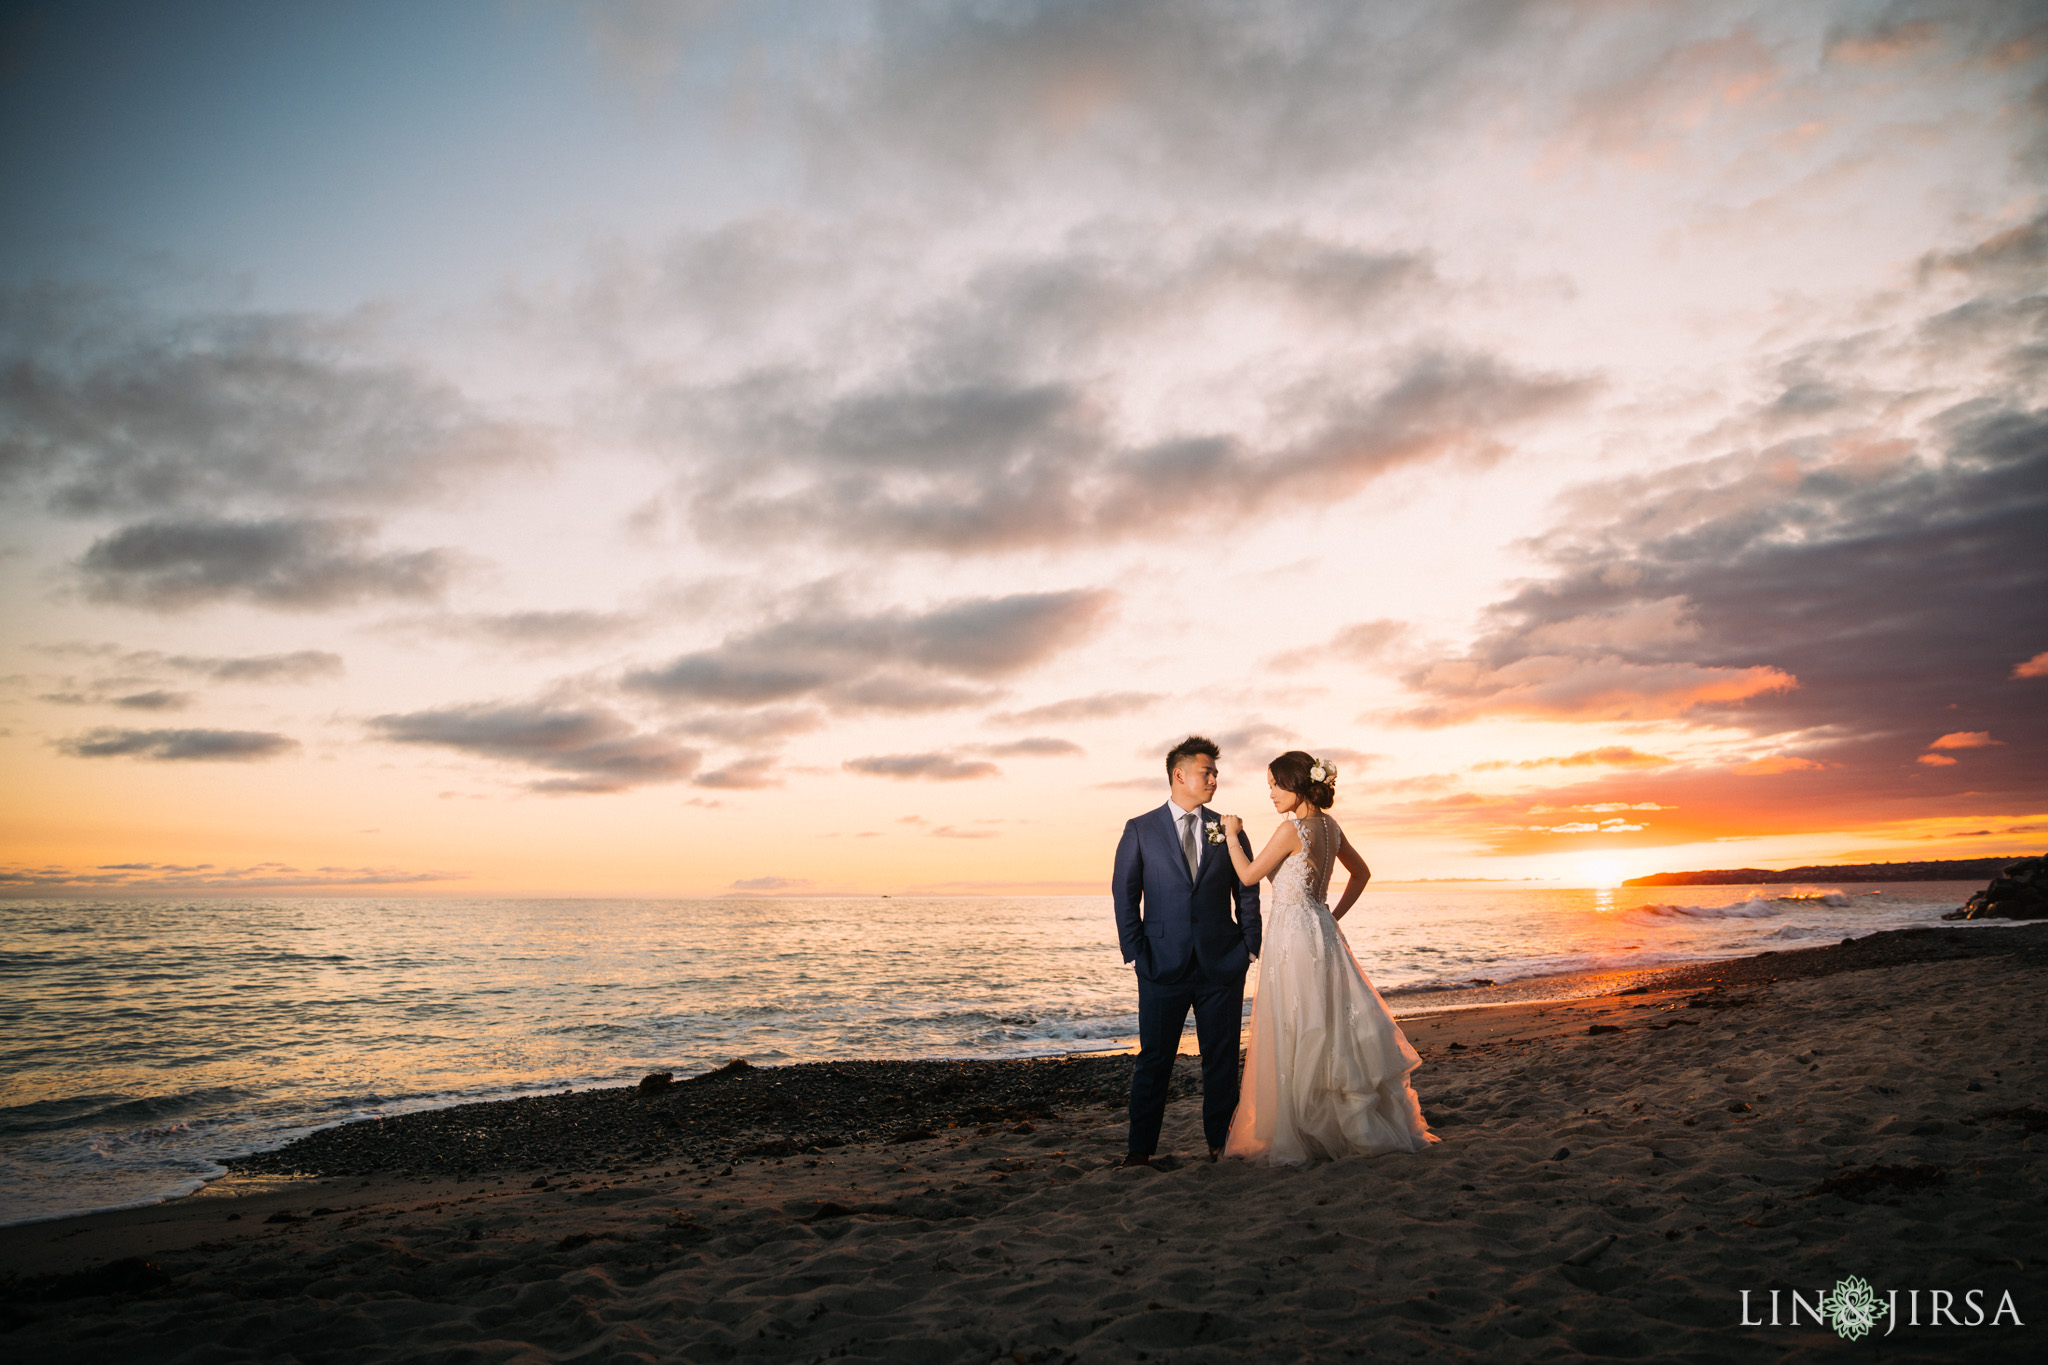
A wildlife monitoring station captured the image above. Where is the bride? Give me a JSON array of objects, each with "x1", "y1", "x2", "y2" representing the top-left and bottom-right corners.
[{"x1": 1218, "y1": 751, "x2": 1437, "y2": 1164}]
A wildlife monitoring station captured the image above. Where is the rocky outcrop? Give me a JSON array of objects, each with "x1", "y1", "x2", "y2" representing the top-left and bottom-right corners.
[
  {"x1": 1943, "y1": 856, "x2": 2048, "y2": 920},
  {"x1": 1630, "y1": 856, "x2": 2024, "y2": 886}
]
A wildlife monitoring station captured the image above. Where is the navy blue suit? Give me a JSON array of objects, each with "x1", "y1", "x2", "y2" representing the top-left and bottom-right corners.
[{"x1": 1112, "y1": 803, "x2": 1261, "y2": 1155}]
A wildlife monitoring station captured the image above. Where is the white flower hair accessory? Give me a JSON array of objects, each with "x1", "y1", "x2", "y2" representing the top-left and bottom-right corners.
[
  {"x1": 1204, "y1": 819, "x2": 1226, "y2": 844},
  {"x1": 1309, "y1": 758, "x2": 1337, "y2": 786}
]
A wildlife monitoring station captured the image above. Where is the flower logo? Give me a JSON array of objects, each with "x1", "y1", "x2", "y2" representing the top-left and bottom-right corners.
[{"x1": 1820, "y1": 1275, "x2": 1880, "y2": 1341}]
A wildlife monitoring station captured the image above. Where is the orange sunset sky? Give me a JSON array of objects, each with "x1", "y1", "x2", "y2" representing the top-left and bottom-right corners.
[{"x1": 2, "y1": 0, "x2": 2044, "y2": 898}]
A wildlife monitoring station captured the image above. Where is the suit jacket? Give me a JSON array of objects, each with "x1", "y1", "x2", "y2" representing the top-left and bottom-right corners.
[{"x1": 1112, "y1": 802, "x2": 1262, "y2": 983}]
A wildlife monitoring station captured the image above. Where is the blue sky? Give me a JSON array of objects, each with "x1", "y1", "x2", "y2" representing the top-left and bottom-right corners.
[{"x1": 0, "y1": 0, "x2": 798, "y2": 306}]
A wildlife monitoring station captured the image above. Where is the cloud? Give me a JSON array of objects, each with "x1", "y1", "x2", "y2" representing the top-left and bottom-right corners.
[
  {"x1": 2016, "y1": 651, "x2": 2048, "y2": 679},
  {"x1": 0, "y1": 286, "x2": 536, "y2": 515},
  {"x1": 982, "y1": 736, "x2": 1084, "y2": 757},
  {"x1": 657, "y1": 349, "x2": 1587, "y2": 554},
  {"x1": 369, "y1": 702, "x2": 701, "y2": 794},
  {"x1": 671, "y1": 708, "x2": 825, "y2": 744},
  {"x1": 580, "y1": 10, "x2": 1662, "y2": 568},
  {"x1": 1094, "y1": 776, "x2": 1165, "y2": 791},
  {"x1": 1398, "y1": 302, "x2": 2048, "y2": 823},
  {"x1": 624, "y1": 588, "x2": 1112, "y2": 711},
  {"x1": 1929, "y1": 731, "x2": 2001, "y2": 749},
  {"x1": 41, "y1": 686, "x2": 193, "y2": 710},
  {"x1": 26, "y1": 647, "x2": 342, "y2": 713},
  {"x1": 1369, "y1": 193, "x2": 2048, "y2": 857},
  {"x1": 77, "y1": 516, "x2": 454, "y2": 611},
  {"x1": 801, "y1": 1, "x2": 1564, "y2": 192},
  {"x1": 989, "y1": 690, "x2": 1162, "y2": 725},
  {"x1": 1398, "y1": 653, "x2": 1796, "y2": 726},
  {"x1": 843, "y1": 752, "x2": 1001, "y2": 781},
  {"x1": 1208, "y1": 721, "x2": 1297, "y2": 757},
  {"x1": 0, "y1": 861, "x2": 463, "y2": 894},
  {"x1": 456, "y1": 610, "x2": 640, "y2": 651},
  {"x1": 1921, "y1": 210, "x2": 2048, "y2": 285},
  {"x1": 1473, "y1": 746, "x2": 1673, "y2": 771},
  {"x1": 1737, "y1": 755, "x2": 1826, "y2": 775},
  {"x1": 1826, "y1": 20, "x2": 1940, "y2": 66},
  {"x1": 172, "y1": 650, "x2": 345, "y2": 683},
  {"x1": 1275, "y1": 618, "x2": 1411, "y2": 668},
  {"x1": 111, "y1": 690, "x2": 189, "y2": 710},
  {"x1": 57, "y1": 727, "x2": 300, "y2": 761},
  {"x1": 1323, "y1": 619, "x2": 1410, "y2": 658},
  {"x1": 693, "y1": 754, "x2": 782, "y2": 789},
  {"x1": 728, "y1": 875, "x2": 811, "y2": 892},
  {"x1": 829, "y1": 675, "x2": 998, "y2": 712},
  {"x1": 1528, "y1": 818, "x2": 1645, "y2": 834},
  {"x1": 930, "y1": 825, "x2": 999, "y2": 839}
]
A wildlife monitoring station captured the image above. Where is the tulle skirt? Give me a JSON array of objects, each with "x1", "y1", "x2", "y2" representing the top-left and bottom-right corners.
[{"x1": 1224, "y1": 898, "x2": 1438, "y2": 1164}]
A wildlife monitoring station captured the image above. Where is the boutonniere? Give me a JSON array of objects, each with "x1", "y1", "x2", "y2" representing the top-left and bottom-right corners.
[{"x1": 1204, "y1": 819, "x2": 1225, "y2": 844}]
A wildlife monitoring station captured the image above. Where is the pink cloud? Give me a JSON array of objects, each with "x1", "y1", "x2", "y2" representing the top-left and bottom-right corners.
[
  {"x1": 1398, "y1": 654, "x2": 1795, "y2": 726},
  {"x1": 1473, "y1": 746, "x2": 1672, "y2": 771},
  {"x1": 1917, "y1": 753, "x2": 1958, "y2": 767},
  {"x1": 2015, "y1": 652, "x2": 2048, "y2": 679},
  {"x1": 1737, "y1": 755, "x2": 1824, "y2": 775},
  {"x1": 1929, "y1": 731, "x2": 2001, "y2": 750}
]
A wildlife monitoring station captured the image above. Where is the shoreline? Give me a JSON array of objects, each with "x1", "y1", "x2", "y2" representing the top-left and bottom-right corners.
[
  {"x1": 6, "y1": 923, "x2": 2041, "y2": 1213},
  {"x1": 3, "y1": 922, "x2": 2043, "y2": 1362},
  {"x1": 5, "y1": 923, "x2": 2040, "y2": 1232}
]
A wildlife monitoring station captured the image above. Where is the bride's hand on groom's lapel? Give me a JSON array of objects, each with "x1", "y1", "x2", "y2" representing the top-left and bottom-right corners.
[{"x1": 1219, "y1": 814, "x2": 1242, "y2": 838}]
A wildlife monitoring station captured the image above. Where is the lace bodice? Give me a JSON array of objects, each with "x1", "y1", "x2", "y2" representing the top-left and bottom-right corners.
[{"x1": 1276, "y1": 811, "x2": 1340, "y2": 907}]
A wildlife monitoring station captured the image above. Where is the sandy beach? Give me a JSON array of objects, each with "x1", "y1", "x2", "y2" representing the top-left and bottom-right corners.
[{"x1": 5, "y1": 924, "x2": 2043, "y2": 1363}]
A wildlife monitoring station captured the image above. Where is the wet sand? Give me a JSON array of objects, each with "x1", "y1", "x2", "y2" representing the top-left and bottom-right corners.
[{"x1": 4, "y1": 925, "x2": 2044, "y2": 1362}]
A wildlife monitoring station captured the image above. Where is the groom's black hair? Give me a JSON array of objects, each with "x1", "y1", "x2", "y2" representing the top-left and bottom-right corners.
[{"x1": 1165, "y1": 734, "x2": 1220, "y2": 780}]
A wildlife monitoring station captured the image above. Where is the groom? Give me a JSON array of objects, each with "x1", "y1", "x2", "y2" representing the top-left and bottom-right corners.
[{"x1": 1111, "y1": 735, "x2": 1261, "y2": 1165}]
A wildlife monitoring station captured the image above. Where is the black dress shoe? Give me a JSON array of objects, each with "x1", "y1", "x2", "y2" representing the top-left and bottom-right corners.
[{"x1": 1118, "y1": 1153, "x2": 1152, "y2": 1168}]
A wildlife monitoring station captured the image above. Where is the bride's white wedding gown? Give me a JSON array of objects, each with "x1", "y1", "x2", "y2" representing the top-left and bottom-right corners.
[{"x1": 1224, "y1": 811, "x2": 1438, "y2": 1164}]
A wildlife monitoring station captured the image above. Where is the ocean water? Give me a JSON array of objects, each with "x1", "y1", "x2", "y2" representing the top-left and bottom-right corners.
[{"x1": 0, "y1": 881, "x2": 2005, "y2": 1225}]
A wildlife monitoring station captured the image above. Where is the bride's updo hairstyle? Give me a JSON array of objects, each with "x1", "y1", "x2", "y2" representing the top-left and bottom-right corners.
[{"x1": 1269, "y1": 750, "x2": 1335, "y2": 810}]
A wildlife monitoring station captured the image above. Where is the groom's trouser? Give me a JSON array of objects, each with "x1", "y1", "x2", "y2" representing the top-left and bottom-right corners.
[{"x1": 1128, "y1": 968, "x2": 1246, "y2": 1155}]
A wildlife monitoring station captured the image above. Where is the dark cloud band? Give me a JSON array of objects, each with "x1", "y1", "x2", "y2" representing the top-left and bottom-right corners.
[
  {"x1": 58, "y1": 727, "x2": 300, "y2": 761},
  {"x1": 78, "y1": 516, "x2": 453, "y2": 611},
  {"x1": 369, "y1": 702, "x2": 701, "y2": 795},
  {"x1": 625, "y1": 588, "x2": 1112, "y2": 710},
  {"x1": 843, "y1": 752, "x2": 1000, "y2": 781}
]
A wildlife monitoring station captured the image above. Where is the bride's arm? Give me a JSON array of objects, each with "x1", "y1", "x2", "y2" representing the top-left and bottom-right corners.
[
  {"x1": 1219, "y1": 815, "x2": 1300, "y2": 884},
  {"x1": 1330, "y1": 827, "x2": 1371, "y2": 920}
]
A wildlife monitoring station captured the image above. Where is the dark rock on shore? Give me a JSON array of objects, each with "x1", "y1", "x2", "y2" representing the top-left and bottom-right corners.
[
  {"x1": 1942, "y1": 856, "x2": 2048, "y2": 920},
  {"x1": 225, "y1": 1054, "x2": 1189, "y2": 1180}
]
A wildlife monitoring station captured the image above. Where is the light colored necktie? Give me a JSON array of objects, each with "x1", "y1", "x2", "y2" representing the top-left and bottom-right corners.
[{"x1": 1182, "y1": 812, "x2": 1199, "y2": 878}]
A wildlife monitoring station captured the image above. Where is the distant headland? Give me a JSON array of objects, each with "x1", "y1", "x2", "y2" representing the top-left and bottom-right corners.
[{"x1": 1624, "y1": 855, "x2": 2040, "y2": 887}]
